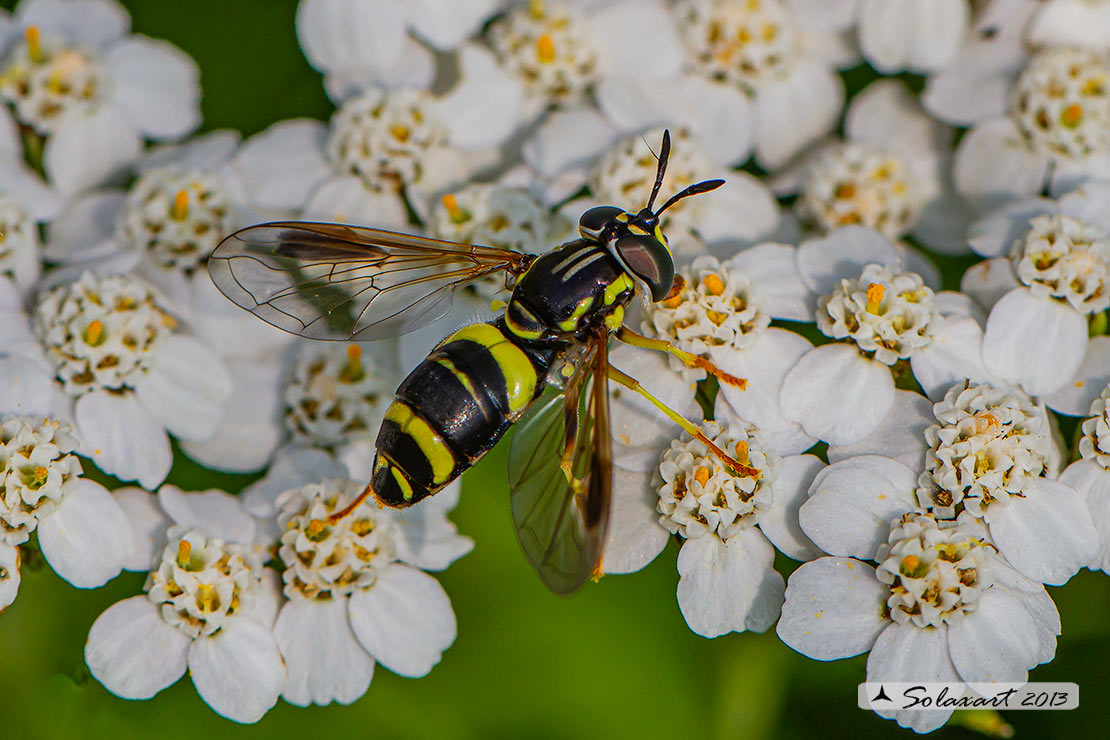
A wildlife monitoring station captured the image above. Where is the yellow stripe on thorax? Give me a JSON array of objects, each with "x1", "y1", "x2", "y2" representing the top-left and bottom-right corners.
[
  {"x1": 557, "y1": 295, "x2": 593, "y2": 332},
  {"x1": 604, "y1": 273, "x2": 634, "y2": 306},
  {"x1": 445, "y1": 324, "x2": 536, "y2": 413},
  {"x1": 384, "y1": 401, "x2": 455, "y2": 485}
]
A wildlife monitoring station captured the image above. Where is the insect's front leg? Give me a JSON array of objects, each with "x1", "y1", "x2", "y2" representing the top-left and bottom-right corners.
[{"x1": 614, "y1": 325, "x2": 747, "y2": 390}]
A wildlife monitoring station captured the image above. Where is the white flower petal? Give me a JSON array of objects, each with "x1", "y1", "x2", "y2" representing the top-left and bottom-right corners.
[
  {"x1": 139, "y1": 129, "x2": 240, "y2": 173},
  {"x1": 795, "y1": 226, "x2": 901, "y2": 296},
  {"x1": 522, "y1": 107, "x2": 618, "y2": 180},
  {"x1": 589, "y1": 0, "x2": 683, "y2": 81},
  {"x1": 960, "y1": 257, "x2": 1020, "y2": 312},
  {"x1": 435, "y1": 44, "x2": 523, "y2": 150},
  {"x1": 982, "y1": 289, "x2": 1088, "y2": 396},
  {"x1": 107, "y1": 37, "x2": 200, "y2": 139},
  {"x1": 85, "y1": 595, "x2": 190, "y2": 700},
  {"x1": 913, "y1": 188, "x2": 977, "y2": 255},
  {"x1": 0, "y1": 354, "x2": 57, "y2": 417},
  {"x1": 866, "y1": 623, "x2": 960, "y2": 733},
  {"x1": 296, "y1": 0, "x2": 405, "y2": 73},
  {"x1": 828, "y1": 390, "x2": 933, "y2": 472},
  {"x1": 987, "y1": 478, "x2": 1099, "y2": 585},
  {"x1": 405, "y1": 0, "x2": 494, "y2": 49},
  {"x1": 1044, "y1": 336, "x2": 1110, "y2": 416},
  {"x1": 777, "y1": 557, "x2": 887, "y2": 660},
  {"x1": 859, "y1": 0, "x2": 968, "y2": 73},
  {"x1": 779, "y1": 344, "x2": 895, "y2": 445},
  {"x1": 348, "y1": 563, "x2": 455, "y2": 677},
  {"x1": 676, "y1": 529, "x2": 784, "y2": 638},
  {"x1": 732, "y1": 243, "x2": 811, "y2": 321},
  {"x1": 188, "y1": 618, "x2": 286, "y2": 724},
  {"x1": 846, "y1": 79, "x2": 949, "y2": 152},
  {"x1": 157, "y1": 485, "x2": 257, "y2": 545},
  {"x1": 954, "y1": 118, "x2": 1050, "y2": 211},
  {"x1": 948, "y1": 588, "x2": 1043, "y2": 684},
  {"x1": 44, "y1": 190, "x2": 125, "y2": 262},
  {"x1": 75, "y1": 391, "x2": 172, "y2": 489},
  {"x1": 113, "y1": 487, "x2": 169, "y2": 571},
  {"x1": 44, "y1": 105, "x2": 141, "y2": 197},
  {"x1": 393, "y1": 497, "x2": 474, "y2": 572},
  {"x1": 754, "y1": 61, "x2": 843, "y2": 170},
  {"x1": 968, "y1": 198, "x2": 1057, "y2": 258},
  {"x1": 179, "y1": 359, "x2": 284, "y2": 473},
  {"x1": 0, "y1": 544, "x2": 18, "y2": 611},
  {"x1": 911, "y1": 316, "x2": 992, "y2": 401},
  {"x1": 695, "y1": 174, "x2": 780, "y2": 250},
  {"x1": 231, "y1": 119, "x2": 331, "y2": 212},
  {"x1": 713, "y1": 330, "x2": 817, "y2": 455},
  {"x1": 785, "y1": 0, "x2": 859, "y2": 32},
  {"x1": 242, "y1": 446, "x2": 349, "y2": 517},
  {"x1": 303, "y1": 175, "x2": 409, "y2": 230},
  {"x1": 133, "y1": 335, "x2": 233, "y2": 442},
  {"x1": 17, "y1": 0, "x2": 130, "y2": 47},
  {"x1": 1059, "y1": 461, "x2": 1110, "y2": 573},
  {"x1": 800, "y1": 455, "x2": 917, "y2": 559},
  {"x1": 37, "y1": 478, "x2": 130, "y2": 587},
  {"x1": 1028, "y1": 0, "x2": 1110, "y2": 49},
  {"x1": 758, "y1": 453, "x2": 824, "y2": 561},
  {"x1": 603, "y1": 466, "x2": 670, "y2": 574},
  {"x1": 274, "y1": 597, "x2": 374, "y2": 706}
]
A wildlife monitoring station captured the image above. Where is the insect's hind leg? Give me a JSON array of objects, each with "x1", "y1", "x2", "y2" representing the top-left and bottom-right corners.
[
  {"x1": 606, "y1": 364, "x2": 761, "y2": 480},
  {"x1": 614, "y1": 325, "x2": 747, "y2": 390}
]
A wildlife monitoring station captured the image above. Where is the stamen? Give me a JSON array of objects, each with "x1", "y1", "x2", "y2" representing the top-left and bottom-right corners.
[
  {"x1": 390, "y1": 123, "x2": 410, "y2": 142},
  {"x1": 899, "y1": 554, "x2": 921, "y2": 577},
  {"x1": 32, "y1": 466, "x2": 48, "y2": 485},
  {"x1": 529, "y1": 0, "x2": 546, "y2": 19},
  {"x1": 84, "y1": 319, "x2": 104, "y2": 346},
  {"x1": 340, "y1": 344, "x2": 364, "y2": 382},
  {"x1": 1061, "y1": 103, "x2": 1084, "y2": 128},
  {"x1": 171, "y1": 190, "x2": 189, "y2": 221},
  {"x1": 734, "y1": 441, "x2": 749, "y2": 465},
  {"x1": 865, "y1": 282, "x2": 885, "y2": 314},
  {"x1": 694, "y1": 467, "x2": 710, "y2": 486},
  {"x1": 536, "y1": 34, "x2": 556, "y2": 64},
  {"x1": 196, "y1": 583, "x2": 218, "y2": 612},
  {"x1": 25, "y1": 26, "x2": 42, "y2": 64},
  {"x1": 703, "y1": 273, "x2": 726, "y2": 296},
  {"x1": 176, "y1": 540, "x2": 192, "y2": 569},
  {"x1": 441, "y1": 193, "x2": 468, "y2": 224}
]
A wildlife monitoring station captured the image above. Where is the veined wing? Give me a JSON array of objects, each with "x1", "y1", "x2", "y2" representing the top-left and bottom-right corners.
[
  {"x1": 208, "y1": 221, "x2": 535, "y2": 340},
  {"x1": 507, "y1": 327, "x2": 613, "y2": 595}
]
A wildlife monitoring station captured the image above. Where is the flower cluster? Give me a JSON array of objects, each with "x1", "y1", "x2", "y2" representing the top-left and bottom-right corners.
[{"x1": 4, "y1": 0, "x2": 1110, "y2": 734}]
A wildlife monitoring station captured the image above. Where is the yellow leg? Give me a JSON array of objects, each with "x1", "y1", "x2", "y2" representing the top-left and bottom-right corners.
[
  {"x1": 614, "y1": 326, "x2": 747, "y2": 390},
  {"x1": 607, "y1": 365, "x2": 761, "y2": 479}
]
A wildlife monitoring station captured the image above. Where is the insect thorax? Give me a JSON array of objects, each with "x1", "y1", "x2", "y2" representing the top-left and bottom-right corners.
[{"x1": 504, "y1": 241, "x2": 635, "y2": 341}]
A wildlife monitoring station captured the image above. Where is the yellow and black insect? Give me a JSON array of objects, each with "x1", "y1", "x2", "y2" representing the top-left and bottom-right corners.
[{"x1": 209, "y1": 131, "x2": 757, "y2": 594}]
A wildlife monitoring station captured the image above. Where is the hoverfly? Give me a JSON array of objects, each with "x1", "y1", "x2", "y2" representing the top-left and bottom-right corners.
[{"x1": 209, "y1": 131, "x2": 758, "y2": 594}]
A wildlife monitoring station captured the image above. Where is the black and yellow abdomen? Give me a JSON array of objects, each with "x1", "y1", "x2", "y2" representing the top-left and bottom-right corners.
[{"x1": 371, "y1": 318, "x2": 562, "y2": 507}]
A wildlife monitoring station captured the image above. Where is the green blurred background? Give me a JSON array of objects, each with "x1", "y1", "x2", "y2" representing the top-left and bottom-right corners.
[{"x1": 1, "y1": 2, "x2": 1109, "y2": 738}]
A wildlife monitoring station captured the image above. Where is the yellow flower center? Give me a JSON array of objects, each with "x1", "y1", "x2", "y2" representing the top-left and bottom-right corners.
[
  {"x1": 171, "y1": 189, "x2": 190, "y2": 221},
  {"x1": 865, "y1": 282, "x2": 885, "y2": 314},
  {"x1": 536, "y1": 34, "x2": 556, "y2": 64}
]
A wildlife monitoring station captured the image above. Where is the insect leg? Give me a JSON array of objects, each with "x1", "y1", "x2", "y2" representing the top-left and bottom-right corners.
[
  {"x1": 607, "y1": 364, "x2": 761, "y2": 479},
  {"x1": 614, "y1": 326, "x2": 747, "y2": 390},
  {"x1": 328, "y1": 481, "x2": 379, "y2": 523}
]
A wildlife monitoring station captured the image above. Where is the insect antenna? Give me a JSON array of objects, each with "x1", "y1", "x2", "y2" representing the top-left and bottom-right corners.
[
  {"x1": 645, "y1": 129, "x2": 672, "y2": 212},
  {"x1": 655, "y1": 178, "x2": 725, "y2": 215}
]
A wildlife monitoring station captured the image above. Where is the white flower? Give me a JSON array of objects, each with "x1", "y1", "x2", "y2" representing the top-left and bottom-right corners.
[
  {"x1": 28, "y1": 271, "x2": 232, "y2": 487},
  {"x1": 778, "y1": 510, "x2": 1060, "y2": 734},
  {"x1": 604, "y1": 0, "x2": 850, "y2": 170},
  {"x1": 803, "y1": 394, "x2": 1097, "y2": 587},
  {"x1": 779, "y1": 228, "x2": 992, "y2": 445},
  {"x1": 0, "y1": 353, "x2": 132, "y2": 610},
  {"x1": 85, "y1": 525, "x2": 286, "y2": 723},
  {"x1": 296, "y1": 0, "x2": 498, "y2": 100},
  {"x1": 604, "y1": 417, "x2": 825, "y2": 638},
  {"x1": 944, "y1": 46, "x2": 1110, "y2": 210},
  {"x1": 781, "y1": 80, "x2": 969, "y2": 254},
  {"x1": 0, "y1": 0, "x2": 201, "y2": 196},
  {"x1": 1060, "y1": 384, "x2": 1110, "y2": 574},
  {"x1": 242, "y1": 448, "x2": 471, "y2": 706},
  {"x1": 0, "y1": 111, "x2": 62, "y2": 289},
  {"x1": 965, "y1": 197, "x2": 1110, "y2": 397},
  {"x1": 854, "y1": 0, "x2": 971, "y2": 74}
]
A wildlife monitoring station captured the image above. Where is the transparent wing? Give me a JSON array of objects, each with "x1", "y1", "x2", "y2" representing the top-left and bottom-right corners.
[
  {"x1": 208, "y1": 221, "x2": 534, "y2": 340},
  {"x1": 507, "y1": 329, "x2": 613, "y2": 595}
]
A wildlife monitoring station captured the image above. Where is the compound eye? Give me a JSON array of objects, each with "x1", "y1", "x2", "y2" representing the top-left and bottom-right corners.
[
  {"x1": 578, "y1": 206, "x2": 624, "y2": 239},
  {"x1": 615, "y1": 234, "x2": 674, "y2": 302}
]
